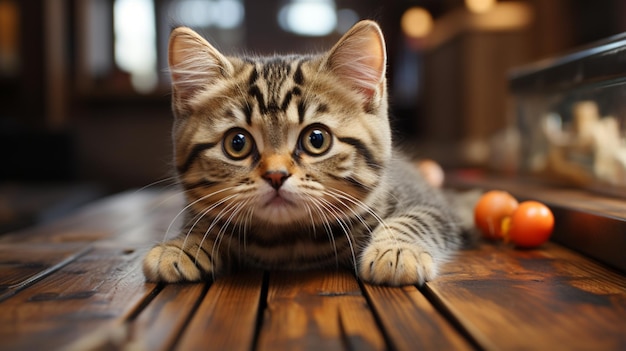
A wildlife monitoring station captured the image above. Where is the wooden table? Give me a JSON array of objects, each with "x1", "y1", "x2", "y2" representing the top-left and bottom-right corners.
[{"x1": 1, "y1": 188, "x2": 625, "y2": 351}]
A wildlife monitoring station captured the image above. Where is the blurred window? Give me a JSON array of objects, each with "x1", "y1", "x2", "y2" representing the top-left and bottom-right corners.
[
  {"x1": 114, "y1": 0, "x2": 158, "y2": 93},
  {"x1": 78, "y1": 0, "x2": 361, "y2": 96},
  {"x1": 79, "y1": 0, "x2": 245, "y2": 95}
]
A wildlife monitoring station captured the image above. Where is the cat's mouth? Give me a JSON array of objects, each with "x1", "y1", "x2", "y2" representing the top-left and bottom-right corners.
[
  {"x1": 264, "y1": 193, "x2": 294, "y2": 207},
  {"x1": 255, "y1": 189, "x2": 306, "y2": 225}
]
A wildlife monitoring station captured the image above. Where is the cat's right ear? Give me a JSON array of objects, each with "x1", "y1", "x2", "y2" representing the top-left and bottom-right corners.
[
  {"x1": 168, "y1": 27, "x2": 233, "y2": 115},
  {"x1": 323, "y1": 20, "x2": 387, "y2": 110}
]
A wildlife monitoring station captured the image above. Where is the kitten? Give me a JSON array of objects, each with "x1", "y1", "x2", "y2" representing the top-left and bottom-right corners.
[{"x1": 143, "y1": 20, "x2": 471, "y2": 286}]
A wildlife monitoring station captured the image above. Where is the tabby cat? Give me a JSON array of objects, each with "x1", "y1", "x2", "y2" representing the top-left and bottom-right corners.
[{"x1": 143, "y1": 20, "x2": 470, "y2": 286}]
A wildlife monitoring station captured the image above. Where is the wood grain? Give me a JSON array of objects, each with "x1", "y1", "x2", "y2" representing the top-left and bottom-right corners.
[
  {"x1": 426, "y1": 242, "x2": 626, "y2": 351},
  {"x1": 1, "y1": 189, "x2": 624, "y2": 351},
  {"x1": 0, "y1": 189, "x2": 183, "y2": 246},
  {"x1": 256, "y1": 269, "x2": 386, "y2": 351},
  {"x1": 126, "y1": 283, "x2": 207, "y2": 351},
  {"x1": 0, "y1": 242, "x2": 90, "y2": 301},
  {"x1": 363, "y1": 283, "x2": 474, "y2": 350},
  {"x1": 176, "y1": 271, "x2": 264, "y2": 351},
  {"x1": 0, "y1": 244, "x2": 151, "y2": 351}
]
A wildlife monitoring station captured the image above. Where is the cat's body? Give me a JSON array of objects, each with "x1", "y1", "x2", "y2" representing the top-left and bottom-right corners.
[{"x1": 143, "y1": 20, "x2": 470, "y2": 286}]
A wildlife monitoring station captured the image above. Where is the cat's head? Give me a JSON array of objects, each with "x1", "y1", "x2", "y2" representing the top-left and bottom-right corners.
[{"x1": 168, "y1": 20, "x2": 391, "y2": 227}]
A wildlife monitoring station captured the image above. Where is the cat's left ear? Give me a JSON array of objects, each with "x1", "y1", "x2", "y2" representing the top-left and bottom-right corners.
[
  {"x1": 168, "y1": 27, "x2": 234, "y2": 116},
  {"x1": 324, "y1": 20, "x2": 387, "y2": 108}
]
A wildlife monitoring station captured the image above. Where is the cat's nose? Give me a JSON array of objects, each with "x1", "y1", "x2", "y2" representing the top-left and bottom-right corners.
[{"x1": 263, "y1": 171, "x2": 291, "y2": 190}]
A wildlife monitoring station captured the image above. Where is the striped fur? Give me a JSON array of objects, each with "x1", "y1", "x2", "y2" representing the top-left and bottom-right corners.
[{"x1": 143, "y1": 20, "x2": 470, "y2": 286}]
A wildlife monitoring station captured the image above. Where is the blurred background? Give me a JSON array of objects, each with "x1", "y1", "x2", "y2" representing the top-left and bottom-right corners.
[{"x1": 1, "y1": 0, "x2": 626, "y2": 231}]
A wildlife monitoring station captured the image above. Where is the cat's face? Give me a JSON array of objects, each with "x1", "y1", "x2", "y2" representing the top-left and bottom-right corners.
[{"x1": 168, "y1": 21, "x2": 391, "y2": 227}]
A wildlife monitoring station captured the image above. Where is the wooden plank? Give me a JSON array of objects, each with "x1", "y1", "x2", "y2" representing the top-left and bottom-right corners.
[
  {"x1": 176, "y1": 271, "x2": 264, "y2": 351},
  {"x1": 0, "y1": 244, "x2": 153, "y2": 351},
  {"x1": 425, "y1": 242, "x2": 626, "y2": 351},
  {"x1": 0, "y1": 242, "x2": 90, "y2": 301},
  {"x1": 124, "y1": 283, "x2": 207, "y2": 351},
  {"x1": 60, "y1": 283, "x2": 206, "y2": 351},
  {"x1": 0, "y1": 189, "x2": 183, "y2": 246},
  {"x1": 0, "y1": 189, "x2": 194, "y2": 350},
  {"x1": 257, "y1": 270, "x2": 386, "y2": 351},
  {"x1": 4, "y1": 187, "x2": 625, "y2": 351},
  {"x1": 362, "y1": 284, "x2": 474, "y2": 350}
]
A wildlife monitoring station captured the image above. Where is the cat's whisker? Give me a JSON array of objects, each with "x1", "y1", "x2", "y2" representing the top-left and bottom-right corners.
[
  {"x1": 231, "y1": 197, "x2": 250, "y2": 258},
  {"x1": 177, "y1": 193, "x2": 239, "y2": 265},
  {"x1": 313, "y1": 196, "x2": 358, "y2": 274},
  {"x1": 198, "y1": 197, "x2": 239, "y2": 259},
  {"x1": 182, "y1": 197, "x2": 242, "y2": 281},
  {"x1": 240, "y1": 196, "x2": 257, "y2": 254},
  {"x1": 326, "y1": 188, "x2": 396, "y2": 241},
  {"x1": 218, "y1": 197, "x2": 251, "y2": 261},
  {"x1": 133, "y1": 176, "x2": 180, "y2": 195},
  {"x1": 129, "y1": 177, "x2": 183, "y2": 219},
  {"x1": 202, "y1": 192, "x2": 255, "y2": 272},
  {"x1": 325, "y1": 188, "x2": 403, "y2": 253},
  {"x1": 211, "y1": 196, "x2": 253, "y2": 277},
  {"x1": 305, "y1": 197, "x2": 339, "y2": 265},
  {"x1": 164, "y1": 187, "x2": 237, "y2": 243},
  {"x1": 142, "y1": 21, "x2": 465, "y2": 287},
  {"x1": 305, "y1": 196, "x2": 341, "y2": 268},
  {"x1": 323, "y1": 199, "x2": 358, "y2": 274},
  {"x1": 302, "y1": 201, "x2": 317, "y2": 238},
  {"x1": 322, "y1": 190, "x2": 372, "y2": 233}
]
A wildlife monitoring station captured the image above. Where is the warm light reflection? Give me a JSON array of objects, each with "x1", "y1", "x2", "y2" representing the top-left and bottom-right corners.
[
  {"x1": 401, "y1": 7, "x2": 433, "y2": 38},
  {"x1": 171, "y1": 0, "x2": 244, "y2": 29},
  {"x1": 472, "y1": 2, "x2": 533, "y2": 28},
  {"x1": 466, "y1": 0, "x2": 496, "y2": 14},
  {"x1": 278, "y1": 0, "x2": 337, "y2": 37},
  {"x1": 0, "y1": 0, "x2": 19, "y2": 75},
  {"x1": 114, "y1": 0, "x2": 157, "y2": 93}
]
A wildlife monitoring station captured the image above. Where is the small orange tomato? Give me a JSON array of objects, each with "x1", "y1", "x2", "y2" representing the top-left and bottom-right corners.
[
  {"x1": 474, "y1": 190, "x2": 519, "y2": 240},
  {"x1": 506, "y1": 201, "x2": 554, "y2": 248}
]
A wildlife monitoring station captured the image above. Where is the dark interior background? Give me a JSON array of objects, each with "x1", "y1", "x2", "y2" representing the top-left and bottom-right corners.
[{"x1": 1, "y1": 0, "x2": 625, "y2": 231}]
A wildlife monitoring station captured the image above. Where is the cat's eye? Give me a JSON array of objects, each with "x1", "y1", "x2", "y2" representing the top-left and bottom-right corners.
[
  {"x1": 223, "y1": 128, "x2": 254, "y2": 160},
  {"x1": 300, "y1": 124, "x2": 332, "y2": 156}
]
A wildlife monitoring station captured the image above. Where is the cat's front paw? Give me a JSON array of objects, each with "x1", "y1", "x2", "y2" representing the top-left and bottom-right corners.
[
  {"x1": 358, "y1": 242, "x2": 437, "y2": 286},
  {"x1": 142, "y1": 243, "x2": 216, "y2": 283}
]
